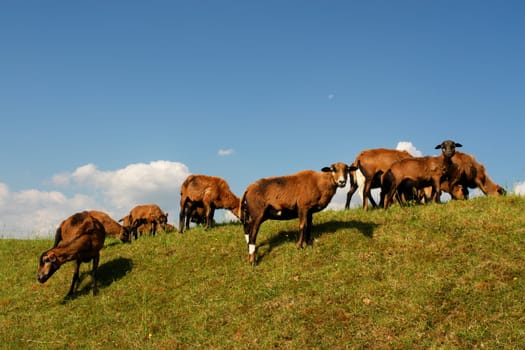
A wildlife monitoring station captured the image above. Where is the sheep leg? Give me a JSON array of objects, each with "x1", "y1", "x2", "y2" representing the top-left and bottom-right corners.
[
  {"x1": 67, "y1": 260, "x2": 81, "y2": 296},
  {"x1": 432, "y1": 179, "x2": 441, "y2": 203},
  {"x1": 297, "y1": 209, "x2": 308, "y2": 249},
  {"x1": 130, "y1": 219, "x2": 140, "y2": 240},
  {"x1": 205, "y1": 207, "x2": 215, "y2": 229},
  {"x1": 150, "y1": 221, "x2": 157, "y2": 236},
  {"x1": 384, "y1": 183, "x2": 396, "y2": 209},
  {"x1": 305, "y1": 212, "x2": 314, "y2": 246},
  {"x1": 185, "y1": 205, "x2": 192, "y2": 230},
  {"x1": 178, "y1": 201, "x2": 187, "y2": 233},
  {"x1": 247, "y1": 215, "x2": 264, "y2": 265},
  {"x1": 183, "y1": 202, "x2": 196, "y2": 232},
  {"x1": 368, "y1": 192, "x2": 378, "y2": 208},
  {"x1": 345, "y1": 183, "x2": 358, "y2": 210},
  {"x1": 362, "y1": 179, "x2": 373, "y2": 210},
  {"x1": 91, "y1": 256, "x2": 100, "y2": 296}
]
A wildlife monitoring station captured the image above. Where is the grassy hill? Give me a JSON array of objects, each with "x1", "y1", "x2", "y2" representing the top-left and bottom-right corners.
[{"x1": 1, "y1": 196, "x2": 524, "y2": 349}]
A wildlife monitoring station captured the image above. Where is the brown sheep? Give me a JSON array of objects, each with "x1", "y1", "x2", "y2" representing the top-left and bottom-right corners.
[
  {"x1": 88, "y1": 210, "x2": 131, "y2": 243},
  {"x1": 381, "y1": 140, "x2": 462, "y2": 209},
  {"x1": 240, "y1": 162, "x2": 354, "y2": 264},
  {"x1": 345, "y1": 148, "x2": 413, "y2": 210},
  {"x1": 448, "y1": 151, "x2": 506, "y2": 197},
  {"x1": 37, "y1": 211, "x2": 106, "y2": 296},
  {"x1": 119, "y1": 204, "x2": 168, "y2": 240},
  {"x1": 179, "y1": 174, "x2": 240, "y2": 233}
]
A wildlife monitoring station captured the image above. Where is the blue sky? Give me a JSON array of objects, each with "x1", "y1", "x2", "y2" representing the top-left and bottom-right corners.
[{"x1": 1, "y1": 1, "x2": 524, "y2": 238}]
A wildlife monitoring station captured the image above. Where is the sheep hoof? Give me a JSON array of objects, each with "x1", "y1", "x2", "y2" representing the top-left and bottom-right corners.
[{"x1": 248, "y1": 254, "x2": 257, "y2": 266}]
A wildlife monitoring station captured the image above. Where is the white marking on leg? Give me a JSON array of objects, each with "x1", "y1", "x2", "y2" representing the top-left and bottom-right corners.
[
  {"x1": 245, "y1": 234, "x2": 249, "y2": 243},
  {"x1": 248, "y1": 244, "x2": 256, "y2": 255}
]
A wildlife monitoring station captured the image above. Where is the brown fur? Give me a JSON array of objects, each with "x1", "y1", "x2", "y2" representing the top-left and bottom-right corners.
[
  {"x1": 119, "y1": 204, "x2": 168, "y2": 240},
  {"x1": 37, "y1": 211, "x2": 106, "y2": 296},
  {"x1": 179, "y1": 175, "x2": 240, "y2": 233},
  {"x1": 345, "y1": 149, "x2": 413, "y2": 210},
  {"x1": 240, "y1": 162, "x2": 353, "y2": 264},
  {"x1": 381, "y1": 140, "x2": 462, "y2": 209},
  {"x1": 449, "y1": 151, "x2": 506, "y2": 196},
  {"x1": 88, "y1": 210, "x2": 130, "y2": 243}
]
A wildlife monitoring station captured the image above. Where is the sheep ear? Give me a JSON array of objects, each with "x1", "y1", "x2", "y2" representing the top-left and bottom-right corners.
[
  {"x1": 434, "y1": 144, "x2": 442, "y2": 149},
  {"x1": 321, "y1": 167, "x2": 331, "y2": 172},
  {"x1": 455, "y1": 143, "x2": 463, "y2": 147}
]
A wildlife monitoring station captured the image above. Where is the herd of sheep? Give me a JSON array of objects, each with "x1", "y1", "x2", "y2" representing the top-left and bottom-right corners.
[{"x1": 37, "y1": 140, "x2": 505, "y2": 296}]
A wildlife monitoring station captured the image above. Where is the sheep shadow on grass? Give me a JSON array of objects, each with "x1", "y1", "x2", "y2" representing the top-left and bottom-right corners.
[
  {"x1": 62, "y1": 257, "x2": 133, "y2": 302},
  {"x1": 255, "y1": 219, "x2": 377, "y2": 264}
]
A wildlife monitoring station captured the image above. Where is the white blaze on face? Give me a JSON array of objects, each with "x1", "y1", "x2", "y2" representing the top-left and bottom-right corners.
[{"x1": 339, "y1": 174, "x2": 347, "y2": 186}]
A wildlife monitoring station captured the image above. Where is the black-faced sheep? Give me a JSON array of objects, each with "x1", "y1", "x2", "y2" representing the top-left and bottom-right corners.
[
  {"x1": 381, "y1": 140, "x2": 462, "y2": 209},
  {"x1": 240, "y1": 162, "x2": 353, "y2": 264}
]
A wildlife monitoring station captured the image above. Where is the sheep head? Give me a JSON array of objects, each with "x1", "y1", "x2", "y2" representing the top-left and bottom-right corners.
[
  {"x1": 37, "y1": 250, "x2": 61, "y2": 284},
  {"x1": 321, "y1": 162, "x2": 352, "y2": 188},
  {"x1": 435, "y1": 140, "x2": 462, "y2": 159}
]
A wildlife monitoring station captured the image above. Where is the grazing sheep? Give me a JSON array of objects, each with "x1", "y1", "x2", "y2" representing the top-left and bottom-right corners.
[
  {"x1": 240, "y1": 162, "x2": 353, "y2": 264},
  {"x1": 345, "y1": 149, "x2": 413, "y2": 210},
  {"x1": 37, "y1": 211, "x2": 106, "y2": 296},
  {"x1": 381, "y1": 140, "x2": 462, "y2": 209},
  {"x1": 88, "y1": 210, "x2": 131, "y2": 243},
  {"x1": 179, "y1": 175, "x2": 240, "y2": 233},
  {"x1": 120, "y1": 204, "x2": 168, "y2": 240},
  {"x1": 448, "y1": 151, "x2": 506, "y2": 197}
]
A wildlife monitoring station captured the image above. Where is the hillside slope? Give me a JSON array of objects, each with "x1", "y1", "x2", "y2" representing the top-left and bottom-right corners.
[{"x1": 1, "y1": 196, "x2": 524, "y2": 349}]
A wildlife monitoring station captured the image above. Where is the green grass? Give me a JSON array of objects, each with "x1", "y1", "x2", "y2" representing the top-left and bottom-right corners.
[{"x1": 1, "y1": 196, "x2": 525, "y2": 349}]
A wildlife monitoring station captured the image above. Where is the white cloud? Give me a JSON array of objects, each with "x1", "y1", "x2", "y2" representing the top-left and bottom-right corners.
[
  {"x1": 514, "y1": 181, "x2": 525, "y2": 196},
  {"x1": 59, "y1": 161, "x2": 190, "y2": 209},
  {"x1": 396, "y1": 141, "x2": 423, "y2": 157},
  {"x1": 218, "y1": 148, "x2": 234, "y2": 156},
  {"x1": 0, "y1": 161, "x2": 191, "y2": 239},
  {"x1": 0, "y1": 182, "x2": 97, "y2": 239}
]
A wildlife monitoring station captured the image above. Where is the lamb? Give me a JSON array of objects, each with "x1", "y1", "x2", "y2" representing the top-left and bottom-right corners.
[
  {"x1": 345, "y1": 148, "x2": 413, "y2": 210},
  {"x1": 88, "y1": 210, "x2": 131, "y2": 243},
  {"x1": 381, "y1": 140, "x2": 462, "y2": 209},
  {"x1": 178, "y1": 174, "x2": 240, "y2": 233},
  {"x1": 119, "y1": 204, "x2": 168, "y2": 240},
  {"x1": 37, "y1": 211, "x2": 106, "y2": 296},
  {"x1": 240, "y1": 162, "x2": 353, "y2": 264},
  {"x1": 448, "y1": 151, "x2": 506, "y2": 197}
]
